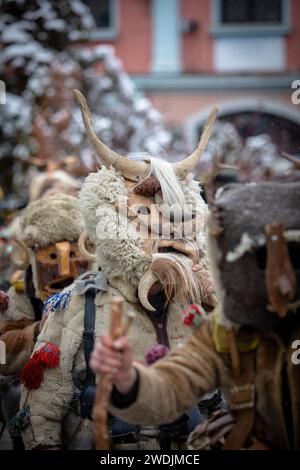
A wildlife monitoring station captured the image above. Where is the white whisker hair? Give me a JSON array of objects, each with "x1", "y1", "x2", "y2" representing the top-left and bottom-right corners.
[
  {"x1": 150, "y1": 158, "x2": 186, "y2": 207},
  {"x1": 152, "y1": 252, "x2": 204, "y2": 305}
]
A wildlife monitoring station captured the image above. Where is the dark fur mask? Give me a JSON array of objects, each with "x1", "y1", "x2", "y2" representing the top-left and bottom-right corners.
[{"x1": 212, "y1": 181, "x2": 300, "y2": 334}]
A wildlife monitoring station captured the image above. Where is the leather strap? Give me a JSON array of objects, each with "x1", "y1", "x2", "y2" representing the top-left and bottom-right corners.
[
  {"x1": 142, "y1": 291, "x2": 170, "y2": 347},
  {"x1": 223, "y1": 408, "x2": 255, "y2": 450},
  {"x1": 77, "y1": 272, "x2": 108, "y2": 386},
  {"x1": 83, "y1": 285, "x2": 97, "y2": 385},
  {"x1": 223, "y1": 330, "x2": 256, "y2": 450}
]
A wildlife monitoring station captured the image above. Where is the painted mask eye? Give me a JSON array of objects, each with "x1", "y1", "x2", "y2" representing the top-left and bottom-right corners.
[
  {"x1": 137, "y1": 206, "x2": 150, "y2": 215},
  {"x1": 50, "y1": 252, "x2": 57, "y2": 260},
  {"x1": 70, "y1": 251, "x2": 76, "y2": 258}
]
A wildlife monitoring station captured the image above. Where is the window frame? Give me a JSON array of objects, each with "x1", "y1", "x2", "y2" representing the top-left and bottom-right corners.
[
  {"x1": 211, "y1": 0, "x2": 290, "y2": 37},
  {"x1": 84, "y1": 0, "x2": 119, "y2": 41}
]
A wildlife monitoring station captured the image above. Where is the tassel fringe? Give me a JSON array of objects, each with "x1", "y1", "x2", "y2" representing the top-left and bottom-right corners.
[{"x1": 20, "y1": 342, "x2": 60, "y2": 390}]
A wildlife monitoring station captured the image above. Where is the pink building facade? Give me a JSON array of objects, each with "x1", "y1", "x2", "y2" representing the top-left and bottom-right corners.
[{"x1": 83, "y1": 0, "x2": 300, "y2": 152}]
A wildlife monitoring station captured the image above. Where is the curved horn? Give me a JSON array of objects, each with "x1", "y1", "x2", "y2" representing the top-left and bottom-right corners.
[
  {"x1": 173, "y1": 107, "x2": 218, "y2": 178},
  {"x1": 138, "y1": 270, "x2": 160, "y2": 312},
  {"x1": 282, "y1": 151, "x2": 300, "y2": 170},
  {"x1": 73, "y1": 90, "x2": 149, "y2": 182},
  {"x1": 11, "y1": 238, "x2": 30, "y2": 270},
  {"x1": 78, "y1": 231, "x2": 97, "y2": 262}
]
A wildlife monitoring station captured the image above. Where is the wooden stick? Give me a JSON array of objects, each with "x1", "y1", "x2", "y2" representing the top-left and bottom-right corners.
[{"x1": 92, "y1": 297, "x2": 132, "y2": 450}]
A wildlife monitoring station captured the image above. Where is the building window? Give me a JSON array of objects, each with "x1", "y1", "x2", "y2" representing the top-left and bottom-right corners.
[
  {"x1": 221, "y1": 0, "x2": 282, "y2": 25},
  {"x1": 212, "y1": 0, "x2": 290, "y2": 36},
  {"x1": 82, "y1": 0, "x2": 118, "y2": 40}
]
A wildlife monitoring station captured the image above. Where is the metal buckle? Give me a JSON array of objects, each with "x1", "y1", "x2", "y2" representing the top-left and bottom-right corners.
[{"x1": 229, "y1": 383, "x2": 255, "y2": 410}]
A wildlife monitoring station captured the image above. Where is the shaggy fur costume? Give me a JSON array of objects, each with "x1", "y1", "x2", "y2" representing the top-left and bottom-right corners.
[
  {"x1": 20, "y1": 163, "x2": 212, "y2": 449},
  {"x1": 0, "y1": 195, "x2": 85, "y2": 379},
  {"x1": 20, "y1": 282, "x2": 189, "y2": 449},
  {"x1": 110, "y1": 309, "x2": 300, "y2": 449}
]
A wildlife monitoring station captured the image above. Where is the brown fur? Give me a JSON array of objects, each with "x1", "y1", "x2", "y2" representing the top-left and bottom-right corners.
[
  {"x1": 0, "y1": 318, "x2": 34, "y2": 334},
  {"x1": 0, "y1": 321, "x2": 39, "y2": 355},
  {"x1": 0, "y1": 321, "x2": 40, "y2": 375},
  {"x1": 110, "y1": 314, "x2": 300, "y2": 449},
  {"x1": 133, "y1": 176, "x2": 161, "y2": 197}
]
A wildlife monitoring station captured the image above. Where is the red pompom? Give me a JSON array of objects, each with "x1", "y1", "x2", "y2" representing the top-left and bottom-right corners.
[
  {"x1": 38, "y1": 342, "x2": 60, "y2": 368},
  {"x1": 181, "y1": 304, "x2": 206, "y2": 328},
  {"x1": 20, "y1": 353, "x2": 44, "y2": 390},
  {"x1": 183, "y1": 312, "x2": 195, "y2": 326}
]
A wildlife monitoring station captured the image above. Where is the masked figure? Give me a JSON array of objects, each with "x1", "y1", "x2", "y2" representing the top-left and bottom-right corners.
[
  {"x1": 105, "y1": 180, "x2": 300, "y2": 450},
  {"x1": 0, "y1": 194, "x2": 88, "y2": 444},
  {"x1": 18, "y1": 91, "x2": 217, "y2": 450}
]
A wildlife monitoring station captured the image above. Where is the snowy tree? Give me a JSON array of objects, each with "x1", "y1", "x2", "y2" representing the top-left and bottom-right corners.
[
  {"x1": 0, "y1": 0, "x2": 181, "y2": 200},
  {"x1": 196, "y1": 120, "x2": 293, "y2": 182}
]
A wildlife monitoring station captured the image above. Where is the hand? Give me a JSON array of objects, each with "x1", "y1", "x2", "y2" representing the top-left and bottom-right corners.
[
  {"x1": 0, "y1": 290, "x2": 9, "y2": 313},
  {"x1": 90, "y1": 335, "x2": 136, "y2": 395}
]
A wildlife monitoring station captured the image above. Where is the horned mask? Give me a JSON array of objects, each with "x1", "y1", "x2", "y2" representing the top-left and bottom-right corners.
[
  {"x1": 11, "y1": 194, "x2": 89, "y2": 301},
  {"x1": 75, "y1": 90, "x2": 217, "y2": 311}
]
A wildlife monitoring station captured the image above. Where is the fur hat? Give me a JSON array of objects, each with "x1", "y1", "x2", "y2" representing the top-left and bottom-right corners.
[
  {"x1": 29, "y1": 170, "x2": 81, "y2": 202},
  {"x1": 20, "y1": 194, "x2": 83, "y2": 248}
]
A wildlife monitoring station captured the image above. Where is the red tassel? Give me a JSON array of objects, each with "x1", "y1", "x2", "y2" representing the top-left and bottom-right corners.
[
  {"x1": 38, "y1": 342, "x2": 60, "y2": 368},
  {"x1": 19, "y1": 342, "x2": 60, "y2": 390},
  {"x1": 20, "y1": 353, "x2": 44, "y2": 390}
]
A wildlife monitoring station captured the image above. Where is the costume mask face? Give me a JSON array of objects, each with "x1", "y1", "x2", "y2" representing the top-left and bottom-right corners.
[
  {"x1": 76, "y1": 90, "x2": 217, "y2": 311},
  {"x1": 32, "y1": 241, "x2": 88, "y2": 301},
  {"x1": 209, "y1": 181, "x2": 300, "y2": 333},
  {"x1": 124, "y1": 179, "x2": 201, "y2": 260}
]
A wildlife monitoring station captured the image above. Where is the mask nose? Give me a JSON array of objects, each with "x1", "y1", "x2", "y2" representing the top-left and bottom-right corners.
[
  {"x1": 55, "y1": 242, "x2": 70, "y2": 276},
  {"x1": 265, "y1": 223, "x2": 296, "y2": 317}
]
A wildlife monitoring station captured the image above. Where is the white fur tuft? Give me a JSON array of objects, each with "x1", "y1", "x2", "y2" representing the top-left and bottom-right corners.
[{"x1": 150, "y1": 158, "x2": 186, "y2": 207}]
